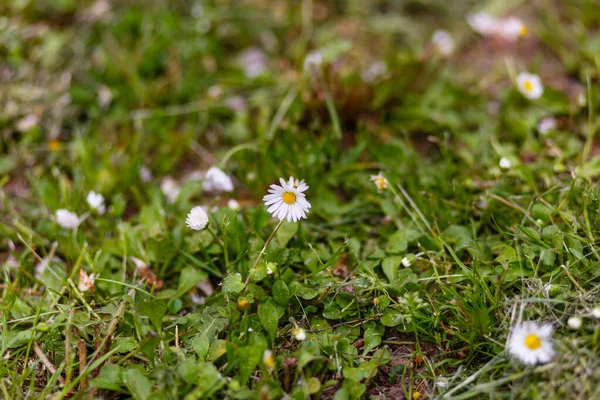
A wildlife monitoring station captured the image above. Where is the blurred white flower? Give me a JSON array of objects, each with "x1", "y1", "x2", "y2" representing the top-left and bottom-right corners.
[
  {"x1": 225, "y1": 96, "x2": 247, "y2": 112},
  {"x1": 97, "y1": 85, "x2": 113, "y2": 108},
  {"x1": 186, "y1": 206, "x2": 209, "y2": 230},
  {"x1": 431, "y1": 29, "x2": 455, "y2": 55},
  {"x1": 592, "y1": 307, "x2": 600, "y2": 319},
  {"x1": 499, "y1": 157, "x2": 512, "y2": 169},
  {"x1": 228, "y1": 199, "x2": 241, "y2": 210},
  {"x1": 401, "y1": 257, "x2": 412, "y2": 268},
  {"x1": 140, "y1": 166, "x2": 152, "y2": 182},
  {"x1": 239, "y1": 48, "x2": 267, "y2": 78},
  {"x1": 262, "y1": 349, "x2": 275, "y2": 369},
  {"x1": 263, "y1": 177, "x2": 311, "y2": 222},
  {"x1": 208, "y1": 85, "x2": 222, "y2": 99},
  {"x1": 517, "y1": 72, "x2": 544, "y2": 100},
  {"x1": 361, "y1": 61, "x2": 388, "y2": 83},
  {"x1": 507, "y1": 321, "x2": 554, "y2": 365},
  {"x1": 78, "y1": 270, "x2": 96, "y2": 292},
  {"x1": 161, "y1": 176, "x2": 180, "y2": 204},
  {"x1": 467, "y1": 12, "x2": 499, "y2": 36},
  {"x1": 55, "y1": 209, "x2": 80, "y2": 229},
  {"x1": 499, "y1": 17, "x2": 527, "y2": 40},
  {"x1": 16, "y1": 114, "x2": 39, "y2": 132},
  {"x1": 537, "y1": 117, "x2": 557, "y2": 135},
  {"x1": 292, "y1": 327, "x2": 307, "y2": 341},
  {"x1": 203, "y1": 167, "x2": 234, "y2": 193},
  {"x1": 303, "y1": 51, "x2": 323, "y2": 71},
  {"x1": 567, "y1": 317, "x2": 582, "y2": 330},
  {"x1": 87, "y1": 191, "x2": 106, "y2": 214},
  {"x1": 370, "y1": 172, "x2": 389, "y2": 192}
]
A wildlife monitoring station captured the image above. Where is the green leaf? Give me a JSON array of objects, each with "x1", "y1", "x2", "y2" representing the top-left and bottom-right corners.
[
  {"x1": 89, "y1": 364, "x2": 124, "y2": 392},
  {"x1": 386, "y1": 230, "x2": 408, "y2": 253},
  {"x1": 136, "y1": 297, "x2": 167, "y2": 332},
  {"x1": 123, "y1": 369, "x2": 152, "y2": 400},
  {"x1": 222, "y1": 273, "x2": 245, "y2": 294},
  {"x1": 381, "y1": 257, "x2": 401, "y2": 283},
  {"x1": 276, "y1": 221, "x2": 298, "y2": 247},
  {"x1": 158, "y1": 267, "x2": 207, "y2": 299},
  {"x1": 193, "y1": 333, "x2": 210, "y2": 360},
  {"x1": 258, "y1": 300, "x2": 285, "y2": 344},
  {"x1": 249, "y1": 263, "x2": 268, "y2": 282},
  {"x1": 237, "y1": 345, "x2": 262, "y2": 384},
  {"x1": 363, "y1": 328, "x2": 382, "y2": 355},
  {"x1": 343, "y1": 361, "x2": 377, "y2": 382},
  {"x1": 272, "y1": 280, "x2": 290, "y2": 305},
  {"x1": 381, "y1": 309, "x2": 405, "y2": 327}
]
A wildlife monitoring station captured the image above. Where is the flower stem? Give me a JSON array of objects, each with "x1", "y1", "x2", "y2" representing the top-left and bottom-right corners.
[{"x1": 241, "y1": 219, "x2": 285, "y2": 294}]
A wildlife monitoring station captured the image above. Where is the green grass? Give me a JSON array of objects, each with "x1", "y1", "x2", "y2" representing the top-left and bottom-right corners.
[{"x1": 2, "y1": 0, "x2": 600, "y2": 399}]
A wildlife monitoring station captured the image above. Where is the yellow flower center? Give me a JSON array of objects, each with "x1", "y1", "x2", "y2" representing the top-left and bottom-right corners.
[
  {"x1": 375, "y1": 177, "x2": 387, "y2": 189},
  {"x1": 519, "y1": 25, "x2": 528, "y2": 36},
  {"x1": 48, "y1": 139, "x2": 62, "y2": 152},
  {"x1": 282, "y1": 192, "x2": 296, "y2": 204},
  {"x1": 524, "y1": 80, "x2": 533, "y2": 92},
  {"x1": 524, "y1": 334, "x2": 541, "y2": 350}
]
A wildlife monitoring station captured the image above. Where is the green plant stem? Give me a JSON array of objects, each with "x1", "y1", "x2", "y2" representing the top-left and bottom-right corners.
[{"x1": 241, "y1": 219, "x2": 285, "y2": 294}]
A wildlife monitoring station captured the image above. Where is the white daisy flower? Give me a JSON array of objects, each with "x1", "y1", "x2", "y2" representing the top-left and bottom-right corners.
[
  {"x1": 203, "y1": 167, "x2": 234, "y2": 193},
  {"x1": 303, "y1": 50, "x2": 323, "y2": 71},
  {"x1": 499, "y1": 157, "x2": 512, "y2": 169},
  {"x1": 87, "y1": 191, "x2": 105, "y2": 214},
  {"x1": 262, "y1": 349, "x2": 275, "y2": 369},
  {"x1": 537, "y1": 117, "x2": 557, "y2": 135},
  {"x1": 568, "y1": 317, "x2": 582, "y2": 330},
  {"x1": 263, "y1": 177, "x2": 311, "y2": 222},
  {"x1": 361, "y1": 61, "x2": 388, "y2": 83},
  {"x1": 401, "y1": 257, "x2": 412, "y2": 268},
  {"x1": 227, "y1": 199, "x2": 241, "y2": 210},
  {"x1": 507, "y1": 321, "x2": 554, "y2": 365},
  {"x1": 370, "y1": 172, "x2": 389, "y2": 192},
  {"x1": 467, "y1": 12, "x2": 500, "y2": 36},
  {"x1": 292, "y1": 327, "x2": 307, "y2": 341},
  {"x1": 239, "y1": 47, "x2": 267, "y2": 78},
  {"x1": 517, "y1": 72, "x2": 544, "y2": 100},
  {"x1": 55, "y1": 209, "x2": 80, "y2": 229},
  {"x1": 161, "y1": 176, "x2": 180, "y2": 204},
  {"x1": 499, "y1": 17, "x2": 527, "y2": 40},
  {"x1": 431, "y1": 29, "x2": 455, "y2": 55},
  {"x1": 593, "y1": 307, "x2": 600, "y2": 319},
  {"x1": 78, "y1": 270, "x2": 96, "y2": 292},
  {"x1": 186, "y1": 206, "x2": 209, "y2": 230}
]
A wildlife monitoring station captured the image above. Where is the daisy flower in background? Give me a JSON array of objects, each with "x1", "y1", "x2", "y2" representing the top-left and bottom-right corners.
[
  {"x1": 239, "y1": 47, "x2": 267, "y2": 78},
  {"x1": 262, "y1": 350, "x2": 275, "y2": 369},
  {"x1": 263, "y1": 177, "x2": 311, "y2": 222},
  {"x1": 292, "y1": 327, "x2": 307, "y2": 341},
  {"x1": 517, "y1": 72, "x2": 544, "y2": 100},
  {"x1": 161, "y1": 176, "x2": 180, "y2": 204},
  {"x1": 499, "y1": 157, "x2": 512, "y2": 170},
  {"x1": 55, "y1": 209, "x2": 80, "y2": 229},
  {"x1": 303, "y1": 50, "x2": 323, "y2": 72},
  {"x1": 361, "y1": 60, "x2": 388, "y2": 83},
  {"x1": 370, "y1": 172, "x2": 389, "y2": 192},
  {"x1": 203, "y1": 166, "x2": 234, "y2": 193},
  {"x1": 568, "y1": 317, "x2": 582, "y2": 330},
  {"x1": 431, "y1": 29, "x2": 455, "y2": 56},
  {"x1": 186, "y1": 206, "x2": 209, "y2": 230},
  {"x1": 467, "y1": 12, "x2": 499, "y2": 36},
  {"x1": 139, "y1": 165, "x2": 153, "y2": 182},
  {"x1": 537, "y1": 117, "x2": 557, "y2": 135},
  {"x1": 507, "y1": 321, "x2": 554, "y2": 365},
  {"x1": 499, "y1": 17, "x2": 527, "y2": 40},
  {"x1": 87, "y1": 191, "x2": 105, "y2": 214},
  {"x1": 227, "y1": 199, "x2": 241, "y2": 210},
  {"x1": 78, "y1": 270, "x2": 96, "y2": 292}
]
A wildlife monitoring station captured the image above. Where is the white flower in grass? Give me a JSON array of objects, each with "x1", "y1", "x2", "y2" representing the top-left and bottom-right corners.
[
  {"x1": 370, "y1": 172, "x2": 389, "y2": 192},
  {"x1": 239, "y1": 47, "x2": 267, "y2": 78},
  {"x1": 203, "y1": 167, "x2": 234, "y2": 193},
  {"x1": 87, "y1": 191, "x2": 105, "y2": 214},
  {"x1": 592, "y1": 307, "x2": 600, "y2": 319},
  {"x1": 467, "y1": 12, "x2": 500, "y2": 36},
  {"x1": 186, "y1": 206, "x2": 209, "y2": 230},
  {"x1": 537, "y1": 117, "x2": 557, "y2": 135},
  {"x1": 568, "y1": 317, "x2": 582, "y2": 330},
  {"x1": 507, "y1": 321, "x2": 554, "y2": 365},
  {"x1": 140, "y1": 166, "x2": 152, "y2": 182},
  {"x1": 227, "y1": 199, "x2": 241, "y2": 210},
  {"x1": 500, "y1": 17, "x2": 527, "y2": 40},
  {"x1": 263, "y1": 177, "x2": 311, "y2": 222},
  {"x1": 517, "y1": 72, "x2": 544, "y2": 100},
  {"x1": 161, "y1": 176, "x2": 180, "y2": 204},
  {"x1": 262, "y1": 350, "x2": 275, "y2": 369},
  {"x1": 303, "y1": 51, "x2": 323, "y2": 71},
  {"x1": 499, "y1": 157, "x2": 512, "y2": 170},
  {"x1": 401, "y1": 257, "x2": 412, "y2": 268},
  {"x1": 78, "y1": 270, "x2": 96, "y2": 292},
  {"x1": 293, "y1": 327, "x2": 307, "y2": 341},
  {"x1": 431, "y1": 29, "x2": 455, "y2": 55},
  {"x1": 55, "y1": 209, "x2": 80, "y2": 229},
  {"x1": 362, "y1": 61, "x2": 388, "y2": 83}
]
